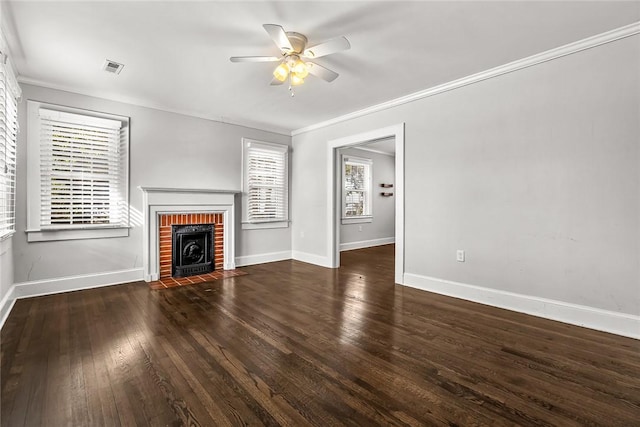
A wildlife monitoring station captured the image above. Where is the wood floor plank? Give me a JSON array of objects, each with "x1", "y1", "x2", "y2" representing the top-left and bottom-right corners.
[
  {"x1": 2, "y1": 245, "x2": 639, "y2": 426},
  {"x1": 80, "y1": 292, "x2": 121, "y2": 427},
  {"x1": 14, "y1": 297, "x2": 51, "y2": 427}
]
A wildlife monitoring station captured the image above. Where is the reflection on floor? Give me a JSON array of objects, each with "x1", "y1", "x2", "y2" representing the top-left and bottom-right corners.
[{"x1": 340, "y1": 243, "x2": 395, "y2": 273}]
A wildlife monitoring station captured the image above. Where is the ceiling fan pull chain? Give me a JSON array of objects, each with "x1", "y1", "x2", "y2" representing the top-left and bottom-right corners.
[{"x1": 289, "y1": 75, "x2": 295, "y2": 97}]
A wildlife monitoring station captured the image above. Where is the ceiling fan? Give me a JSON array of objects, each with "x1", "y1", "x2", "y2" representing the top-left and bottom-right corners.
[{"x1": 230, "y1": 24, "x2": 350, "y2": 94}]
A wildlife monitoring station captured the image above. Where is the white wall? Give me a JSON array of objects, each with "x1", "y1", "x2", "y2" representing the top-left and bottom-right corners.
[
  {"x1": 339, "y1": 147, "x2": 395, "y2": 249},
  {"x1": 12, "y1": 84, "x2": 292, "y2": 285},
  {"x1": 292, "y1": 35, "x2": 639, "y2": 320}
]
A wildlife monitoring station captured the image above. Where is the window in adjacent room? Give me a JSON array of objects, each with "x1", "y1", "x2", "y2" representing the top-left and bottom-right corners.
[
  {"x1": 26, "y1": 101, "x2": 130, "y2": 242},
  {"x1": 242, "y1": 138, "x2": 289, "y2": 229},
  {"x1": 0, "y1": 52, "x2": 20, "y2": 240},
  {"x1": 342, "y1": 155, "x2": 373, "y2": 224}
]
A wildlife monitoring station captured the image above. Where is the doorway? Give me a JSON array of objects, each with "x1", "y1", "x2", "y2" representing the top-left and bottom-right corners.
[{"x1": 326, "y1": 123, "x2": 405, "y2": 284}]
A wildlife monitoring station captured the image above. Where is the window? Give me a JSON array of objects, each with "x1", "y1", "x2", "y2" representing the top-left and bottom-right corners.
[
  {"x1": 26, "y1": 101, "x2": 130, "y2": 242},
  {"x1": 342, "y1": 155, "x2": 372, "y2": 224},
  {"x1": 0, "y1": 51, "x2": 20, "y2": 240},
  {"x1": 242, "y1": 138, "x2": 288, "y2": 229}
]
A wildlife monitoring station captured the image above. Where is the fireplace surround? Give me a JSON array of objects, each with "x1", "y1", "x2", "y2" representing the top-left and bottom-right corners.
[{"x1": 139, "y1": 187, "x2": 238, "y2": 282}]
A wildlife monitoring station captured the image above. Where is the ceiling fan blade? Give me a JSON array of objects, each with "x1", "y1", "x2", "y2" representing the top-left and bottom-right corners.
[
  {"x1": 307, "y1": 62, "x2": 339, "y2": 82},
  {"x1": 303, "y1": 36, "x2": 350, "y2": 59},
  {"x1": 263, "y1": 24, "x2": 293, "y2": 52},
  {"x1": 230, "y1": 56, "x2": 280, "y2": 63},
  {"x1": 270, "y1": 77, "x2": 285, "y2": 86}
]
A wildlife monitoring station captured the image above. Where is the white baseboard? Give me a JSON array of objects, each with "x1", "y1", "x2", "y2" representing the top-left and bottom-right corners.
[
  {"x1": 13, "y1": 268, "x2": 144, "y2": 300},
  {"x1": 340, "y1": 237, "x2": 395, "y2": 252},
  {"x1": 292, "y1": 250, "x2": 333, "y2": 268},
  {"x1": 403, "y1": 273, "x2": 640, "y2": 339},
  {"x1": 0, "y1": 285, "x2": 17, "y2": 330},
  {"x1": 235, "y1": 251, "x2": 292, "y2": 267},
  {"x1": 144, "y1": 273, "x2": 159, "y2": 282}
]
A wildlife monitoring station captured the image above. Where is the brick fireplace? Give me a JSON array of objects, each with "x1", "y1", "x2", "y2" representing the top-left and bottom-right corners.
[
  {"x1": 158, "y1": 213, "x2": 223, "y2": 279},
  {"x1": 139, "y1": 187, "x2": 238, "y2": 282}
]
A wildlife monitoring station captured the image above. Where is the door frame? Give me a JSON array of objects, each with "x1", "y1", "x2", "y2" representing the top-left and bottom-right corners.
[{"x1": 326, "y1": 123, "x2": 405, "y2": 284}]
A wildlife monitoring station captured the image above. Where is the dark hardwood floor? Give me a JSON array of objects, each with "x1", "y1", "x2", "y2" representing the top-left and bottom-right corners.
[{"x1": 2, "y1": 244, "x2": 639, "y2": 426}]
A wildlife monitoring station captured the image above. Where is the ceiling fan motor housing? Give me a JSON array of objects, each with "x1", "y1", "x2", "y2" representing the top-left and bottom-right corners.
[{"x1": 284, "y1": 32, "x2": 307, "y2": 53}]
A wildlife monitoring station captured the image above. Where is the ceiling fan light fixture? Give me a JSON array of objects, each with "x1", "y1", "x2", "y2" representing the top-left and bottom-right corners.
[
  {"x1": 292, "y1": 59, "x2": 309, "y2": 79},
  {"x1": 290, "y1": 74, "x2": 304, "y2": 86},
  {"x1": 273, "y1": 62, "x2": 289, "y2": 82}
]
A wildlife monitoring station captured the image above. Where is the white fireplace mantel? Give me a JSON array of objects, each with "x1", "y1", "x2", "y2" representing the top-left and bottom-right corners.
[{"x1": 139, "y1": 187, "x2": 239, "y2": 282}]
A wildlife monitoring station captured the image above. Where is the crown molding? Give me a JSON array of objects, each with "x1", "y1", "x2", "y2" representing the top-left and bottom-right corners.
[
  {"x1": 292, "y1": 21, "x2": 640, "y2": 136},
  {"x1": 16, "y1": 76, "x2": 292, "y2": 137},
  {"x1": 15, "y1": 21, "x2": 640, "y2": 139}
]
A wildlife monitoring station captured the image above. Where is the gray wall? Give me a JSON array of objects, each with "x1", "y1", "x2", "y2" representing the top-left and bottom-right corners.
[
  {"x1": 12, "y1": 84, "x2": 291, "y2": 284},
  {"x1": 339, "y1": 147, "x2": 395, "y2": 247},
  {"x1": 292, "y1": 35, "x2": 639, "y2": 315}
]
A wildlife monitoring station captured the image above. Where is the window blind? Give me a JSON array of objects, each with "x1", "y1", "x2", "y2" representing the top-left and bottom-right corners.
[
  {"x1": 38, "y1": 108, "x2": 128, "y2": 228},
  {"x1": 244, "y1": 141, "x2": 288, "y2": 223},
  {"x1": 0, "y1": 54, "x2": 20, "y2": 238}
]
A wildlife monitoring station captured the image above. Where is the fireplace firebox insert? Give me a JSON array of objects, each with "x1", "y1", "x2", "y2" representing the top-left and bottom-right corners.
[{"x1": 172, "y1": 224, "x2": 214, "y2": 277}]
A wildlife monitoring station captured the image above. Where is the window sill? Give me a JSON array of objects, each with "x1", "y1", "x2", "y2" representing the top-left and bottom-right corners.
[
  {"x1": 26, "y1": 227, "x2": 130, "y2": 242},
  {"x1": 342, "y1": 216, "x2": 373, "y2": 225},
  {"x1": 242, "y1": 221, "x2": 289, "y2": 230}
]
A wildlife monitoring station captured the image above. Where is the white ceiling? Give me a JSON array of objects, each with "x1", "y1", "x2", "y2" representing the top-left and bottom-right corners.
[{"x1": 4, "y1": 1, "x2": 639, "y2": 135}]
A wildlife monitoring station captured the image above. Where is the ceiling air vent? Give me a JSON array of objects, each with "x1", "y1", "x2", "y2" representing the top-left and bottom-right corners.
[{"x1": 103, "y1": 59, "x2": 124, "y2": 75}]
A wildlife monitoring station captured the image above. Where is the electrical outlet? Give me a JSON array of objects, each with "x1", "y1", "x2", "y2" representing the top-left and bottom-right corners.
[
  {"x1": 358, "y1": 225, "x2": 363, "y2": 232},
  {"x1": 300, "y1": 231, "x2": 304, "y2": 238},
  {"x1": 456, "y1": 250, "x2": 465, "y2": 262}
]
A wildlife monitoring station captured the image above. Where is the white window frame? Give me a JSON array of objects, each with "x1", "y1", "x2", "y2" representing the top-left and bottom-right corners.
[
  {"x1": 26, "y1": 101, "x2": 130, "y2": 242},
  {"x1": 341, "y1": 155, "x2": 373, "y2": 224},
  {"x1": 241, "y1": 138, "x2": 289, "y2": 230},
  {"x1": 0, "y1": 50, "x2": 20, "y2": 242}
]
